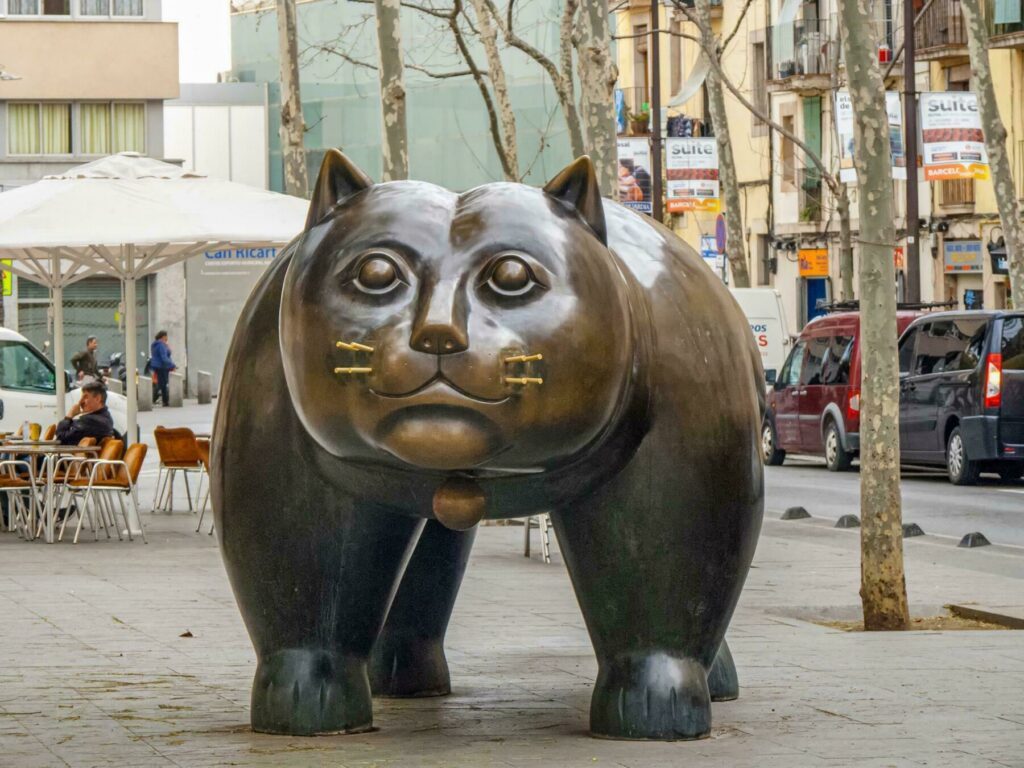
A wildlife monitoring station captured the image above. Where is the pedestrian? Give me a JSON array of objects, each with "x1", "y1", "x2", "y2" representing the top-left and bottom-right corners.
[
  {"x1": 70, "y1": 335, "x2": 100, "y2": 383},
  {"x1": 55, "y1": 381, "x2": 115, "y2": 445},
  {"x1": 150, "y1": 330, "x2": 176, "y2": 407}
]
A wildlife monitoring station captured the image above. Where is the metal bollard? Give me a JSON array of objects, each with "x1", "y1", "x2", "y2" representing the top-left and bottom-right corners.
[
  {"x1": 197, "y1": 370, "x2": 212, "y2": 405},
  {"x1": 168, "y1": 371, "x2": 184, "y2": 407},
  {"x1": 136, "y1": 372, "x2": 153, "y2": 412},
  {"x1": 106, "y1": 378, "x2": 123, "y2": 395}
]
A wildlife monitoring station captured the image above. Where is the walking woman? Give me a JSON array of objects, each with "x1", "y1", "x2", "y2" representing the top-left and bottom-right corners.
[{"x1": 150, "y1": 330, "x2": 176, "y2": 406}]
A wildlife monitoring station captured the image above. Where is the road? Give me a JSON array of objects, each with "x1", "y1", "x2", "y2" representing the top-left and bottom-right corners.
[{"x1": 765, "y1": 457, "x2": 1024, "y2": 547}]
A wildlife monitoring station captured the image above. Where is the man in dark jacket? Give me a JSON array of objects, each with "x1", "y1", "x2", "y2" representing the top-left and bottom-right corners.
[
  {"x1": 56, "y1": 381, "x2": 115, "y2": 445},
  {"x1": 150, "y1": 330, "x2": 176, "y2": 407},
  {"x1": 70, "y1": 336, "x2": 100, "y2": 382}
]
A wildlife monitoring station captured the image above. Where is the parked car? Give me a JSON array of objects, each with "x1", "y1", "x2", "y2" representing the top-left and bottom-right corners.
[
  {"x1": 896, "y1": 310, "x2": 1024, "y2": 484},
  {"x1": 0, "y1": 327, "x2": 128, "y2": 434},
  {"x1": 731, "y1": 288, "x2": 792, "y2": 386},
  {"x1": 762, "y1": 311, "x2": 921, "y2": 470}
]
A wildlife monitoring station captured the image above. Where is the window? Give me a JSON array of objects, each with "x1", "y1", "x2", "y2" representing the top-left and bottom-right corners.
[
  {"x1": 801, "y1": 336, "x2": 829, "y2": 385},
  {"x1": 751, "y1": 41, "x2": 768, "y2": 128},
  {"x1": 670, "y1": 20, "x2": 682, "y2": 96},
  {"x1": 80, "y1": 102, "x2": 145, "y2": 154},
  {"x1": 899, "y1": 328, "x2": 918, "y2": 373},
  {"x1": 1001, "y1": 317, "x2": 1024, "y2": 370},
  {"x1": 8, "y1": 0, "x2": 70, "y2": 14},
  {"x1": 0, "y1": 341, "x2": 55, "y2": 394},
  {"x1": 911, "y1": 319, "x2": 987, "y2": 375},
  {"x1": 7, "y1": 103, "x2": 72, "y2": 155},
  {"x1": 780, "y1": 341, "x2": 806, "y2": 387},
  {"x1": 821, "y1": 336, "x2": 854, "y2": 385},
  {"x1": 81, "y1": 0, "x2": 143, "y2": 15},
  {"x1": 781, "y1": 114, "x2": 796, "y2": 189}
]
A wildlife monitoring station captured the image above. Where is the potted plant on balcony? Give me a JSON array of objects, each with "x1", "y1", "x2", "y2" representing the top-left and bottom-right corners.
[{"x1": 629, "y1": 110, "x2": 651, "y2": 135}]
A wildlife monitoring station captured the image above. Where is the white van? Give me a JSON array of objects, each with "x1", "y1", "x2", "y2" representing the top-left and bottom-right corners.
[
  {"x1": 0, "y1": 328, "x2": 128, "y2": 434},
  {"x1": 730, "y1": 288, "x2": 791, "y2": 385}
]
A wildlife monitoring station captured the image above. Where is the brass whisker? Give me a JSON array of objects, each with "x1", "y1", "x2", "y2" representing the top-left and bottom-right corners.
[
  {"x1": 505, "y1": 377, "x2": 543, "y2": 386},
  {"x1": 504, "y1": 353, "x2": 543, "y2": 364},
  {"x1": 335, "y1": 367, "x2": 373, "y2": 375},
  {"x1": 336, "y1": 341, "x2": 375, "y2": 352}
]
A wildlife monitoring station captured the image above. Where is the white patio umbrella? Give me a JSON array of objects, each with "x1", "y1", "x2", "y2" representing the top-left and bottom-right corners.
[{"x1": 0, "y1": 152, "x2": 308, "y2": 442}]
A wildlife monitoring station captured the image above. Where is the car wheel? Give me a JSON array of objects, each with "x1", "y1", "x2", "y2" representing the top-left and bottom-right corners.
[
  {"x1": 824, "y1": 420, "x2": 853, "y2": 472},
  {"x1": 946, "y1": 427, "x2": 980, "y2": 486},
  {"x1": 997, "y1": 464, "x2": 1024, "y2": 482},
  {"x1": 761, "y1": 418, "x2": 785, "y2": 466}
]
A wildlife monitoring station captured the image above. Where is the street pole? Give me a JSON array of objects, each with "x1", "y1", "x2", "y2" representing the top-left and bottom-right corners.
[
  {"x1": 650, "y1": 0, "x2": 664, "y2": 222},
  {"x1": 903, "y1": 0, "x2": 921, "y2": 302}
]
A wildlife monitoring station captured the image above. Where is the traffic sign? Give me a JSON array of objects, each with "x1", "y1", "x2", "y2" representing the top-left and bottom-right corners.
[{"x1": 715, "y1": 214, "x2": 727, "y2": 253}]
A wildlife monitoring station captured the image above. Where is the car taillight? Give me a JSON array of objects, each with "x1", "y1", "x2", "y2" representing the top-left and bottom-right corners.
[
  {"x1": 847, "y1": 388, "x2": 861, "y2": 421},
  {"x1": 984, "y1": 353, "x2": 1002, "y2": 409}
]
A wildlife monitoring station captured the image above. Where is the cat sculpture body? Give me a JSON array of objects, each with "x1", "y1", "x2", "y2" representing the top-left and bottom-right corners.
[{"x1": 211, "y1": 151, "x2": 764, "y2": 741}]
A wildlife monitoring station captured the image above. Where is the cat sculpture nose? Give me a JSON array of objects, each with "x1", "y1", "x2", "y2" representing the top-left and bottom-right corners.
[{"x1": 411, "y1": 278, "x2": 469, "y2": 354}]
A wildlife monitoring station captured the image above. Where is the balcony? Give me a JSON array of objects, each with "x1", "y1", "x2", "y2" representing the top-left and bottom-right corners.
[
  {"x1": 915, "y1": 0, "x2": 968, "y2": 60},
  {"x1": 617, "y1": 87, "x2": 651, "y2": 136},
  {"x1": 987, "y1": 0, "x2": 1024, "y2": 48},
  {"x1": 938, "y1": 178, "x2": 975, "y2": 213},
  {"x1": 798, "y1": 168, "x2": 824, "y2": 222},
  {"x1": 766, "y1": 18, "x2": 836, "y2": 94},
  {"x1": 665, "y1": 0, "x2": 722, "y2": 17}
]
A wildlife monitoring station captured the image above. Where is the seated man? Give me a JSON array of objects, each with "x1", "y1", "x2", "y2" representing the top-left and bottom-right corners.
[{"x1": 56, "y1": 381, "x2": 115, "y2": 445}]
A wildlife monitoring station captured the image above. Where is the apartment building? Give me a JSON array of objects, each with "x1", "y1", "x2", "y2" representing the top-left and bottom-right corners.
[
  {"x1": 615, "y1": 0, "x2": 1018, "y2": 331},
  {"x1": 0, "y1": 0, "x2": 178, "y2": 366}
]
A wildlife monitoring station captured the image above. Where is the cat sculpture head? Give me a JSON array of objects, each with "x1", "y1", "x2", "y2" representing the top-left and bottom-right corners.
[{"x1": 280, "y1": 151, "x2": 635, "y2": 479}]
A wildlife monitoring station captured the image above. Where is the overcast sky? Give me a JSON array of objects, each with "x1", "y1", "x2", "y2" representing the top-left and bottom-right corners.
[{"x1": 162, "y1": 0, "x2": 233, "y2": 84}]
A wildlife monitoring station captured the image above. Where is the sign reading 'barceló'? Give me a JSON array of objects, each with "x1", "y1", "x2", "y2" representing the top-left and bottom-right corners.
[{"x1": 920, "y1": 92, "x2": 990, "y2": 182}]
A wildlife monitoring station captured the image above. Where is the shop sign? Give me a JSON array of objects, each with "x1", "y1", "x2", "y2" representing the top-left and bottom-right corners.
[
  {"x1": 798, "y1": 248, "x2": 829, "y2": 277},
  {"x1": 943, "y1": 240, "x2": 983, "y2": 273}
]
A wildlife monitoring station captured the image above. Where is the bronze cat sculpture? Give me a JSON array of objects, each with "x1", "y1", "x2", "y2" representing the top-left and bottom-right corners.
[{"x1": 211, "y1": 150, "x2": 764, "y2": 741}]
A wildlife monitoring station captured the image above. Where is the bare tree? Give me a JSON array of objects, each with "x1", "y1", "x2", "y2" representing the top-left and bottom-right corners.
[
  {"x1": 277, "y1": 0, "x2": 309, "y2": 197},
  {"x1": 960, "y1": 0, "x2": 1024, "y2": 308},
  {"x1": 468, "y1": 0, "x2": 519, "y2": 179},
  {"x1": 375, "y1": 0, "x2": 410, "y2": 180},
  {"x1": 838, "y1": 0, "x2": 909, "y2": 631},
  {"x1": 576, "y1": 0, "x2": 619, "y2": 197}
]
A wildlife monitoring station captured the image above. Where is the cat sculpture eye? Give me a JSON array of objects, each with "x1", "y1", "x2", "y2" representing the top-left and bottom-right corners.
[
  {"x1": 355, "y1": 253, "x2": 402, "y2": 294},
  {"x1": 484, "y1": 253, "x2": 545, "y2": 297}
]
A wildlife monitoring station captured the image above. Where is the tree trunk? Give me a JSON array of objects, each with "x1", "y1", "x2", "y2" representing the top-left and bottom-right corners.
[
  {"x1": 557, "y1": 0, "x2": 585, "y2": 157},
  {"x1": 276, "y1": 0, "x2": 308, "y2": 197},
  {"x1": 469, "y1": 0, "x2": 518, "y2": 180},
  {"x1": 838, "y1": 185, "x2": 855, "y2": 300},
  {"x1": 961, "y1": 0, "x2": 1024, "y2": 308},
  {"x1": 838, "y1": 0, "x2": 910, "y2": 631},
  {"x1": 374, "y1": 0, "x2": 409, "y2": 181},
  {"x1": 577, "y1": 0, "x2": 619, "y2": 198},
  {"x1": 696, "y1": 0, "x2": 749, "y2": 286}
]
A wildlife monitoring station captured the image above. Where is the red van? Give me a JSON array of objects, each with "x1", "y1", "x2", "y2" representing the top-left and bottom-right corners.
[{"x1": 762, "y1": 311, "x2": 921, "y2": 470}]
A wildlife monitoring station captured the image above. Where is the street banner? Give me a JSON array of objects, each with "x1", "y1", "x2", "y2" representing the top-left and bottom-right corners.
[
  {"x1": 920, "y1": 92, "x2": 989, "y2": 181},
  {"x1": 665, "y1": 137, "x2": 721, "y2": 213},
  {"x1": 617, "y1": 137, "x2": 653, "y2": 216},
  {"x1": 835, "y1": 91, "x2": 906, "y2": 182}
]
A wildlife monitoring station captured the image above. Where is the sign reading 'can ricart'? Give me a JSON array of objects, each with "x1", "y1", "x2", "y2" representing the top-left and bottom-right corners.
[
  {"x1": 920, "y1": 92, "x2": 990, "y2": 181},
  {"x1": 666, "y1": 138, "x2": 720, "y2": 213}
]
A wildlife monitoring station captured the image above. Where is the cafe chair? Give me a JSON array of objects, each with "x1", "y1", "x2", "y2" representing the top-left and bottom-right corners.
[
  {"x1": 194, "y1": 438, "x2": 215, "y2": 534},
  {"x1": 60, "y1": 443, "x2": 147, "y2": 545},
  {"x1": 152, "y1": 427, "x2": 203, "y2": 514},
  {"x1": 0, "y1": 459, "x2": 39, "y2": 538}
]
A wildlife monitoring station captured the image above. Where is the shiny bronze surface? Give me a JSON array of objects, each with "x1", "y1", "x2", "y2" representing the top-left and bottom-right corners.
[{"x1": 212, "y1": 151, "x2": 764, "y2": 741}]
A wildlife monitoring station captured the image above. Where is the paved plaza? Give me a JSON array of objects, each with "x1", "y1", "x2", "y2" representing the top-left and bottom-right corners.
[{"x1": 0, "y1": 404, "x2": 1022, "y2": 767}]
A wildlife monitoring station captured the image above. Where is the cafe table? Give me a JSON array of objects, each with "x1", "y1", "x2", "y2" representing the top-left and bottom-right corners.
[{"x1": 6, "y1": 444, "x2": 102, "y2": 543}]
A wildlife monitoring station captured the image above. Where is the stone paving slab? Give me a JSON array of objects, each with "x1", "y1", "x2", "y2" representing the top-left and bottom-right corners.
[{"x1": 1, "y1": 469, "x2": 1023, "y2": 766}]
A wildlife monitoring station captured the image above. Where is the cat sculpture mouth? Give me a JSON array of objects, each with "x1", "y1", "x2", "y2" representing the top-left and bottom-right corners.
[{"x1": 369, "y1": 373, "x2": 511, "y2": 405}]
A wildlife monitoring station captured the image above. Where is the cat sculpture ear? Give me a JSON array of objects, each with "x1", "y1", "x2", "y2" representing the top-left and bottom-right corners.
[
  {"x1": 542, "y1": 155, "x2": 608, "y2": 245},
  {"x1": 305, "y1": 149, "x2": 374, "y2": 230}
]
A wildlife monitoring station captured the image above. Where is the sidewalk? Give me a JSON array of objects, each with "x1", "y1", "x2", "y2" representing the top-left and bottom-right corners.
[{"x1": 0, "y1": 466, "x2": 1021, "y2": 766}]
